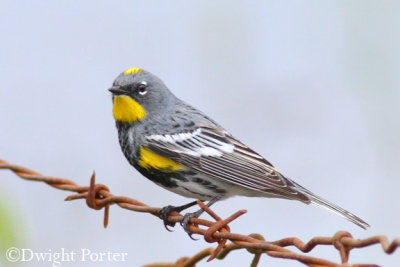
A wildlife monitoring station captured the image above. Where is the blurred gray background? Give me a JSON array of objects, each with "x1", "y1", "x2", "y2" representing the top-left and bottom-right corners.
[{"x1": 1, "y1": 1, "x2": 399, "y2": 266}]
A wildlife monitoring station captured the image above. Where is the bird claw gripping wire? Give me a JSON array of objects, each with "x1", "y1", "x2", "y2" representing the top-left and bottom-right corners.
[
  {"x1": 181, "y1": 211, "x2": 202, "y2": 240},
  {"x1": 158, "y1": 200, "x2": 199, "y2": 232},
  {"x1": 158, "y1": 205, "x2": 178, "y2": 231}
]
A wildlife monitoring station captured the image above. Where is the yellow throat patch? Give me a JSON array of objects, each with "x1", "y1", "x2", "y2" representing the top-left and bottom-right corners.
[
  {"x1": 123, "y1": 68, "x2": 143, "y2": 75},
  {"x1": 113, "y1": 96, "x2": 146, "y2": 123},
  {"x1": 138, "y1": 147, "x2": 182, "y2": 172}
]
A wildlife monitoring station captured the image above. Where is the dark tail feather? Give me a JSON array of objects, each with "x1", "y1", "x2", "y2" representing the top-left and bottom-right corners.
[
  {"x1": 308, "y1": 193, "x2": 370, "y2": 229},
  {"x1": 293, "y1": 182, "x2": 370, "y2": 229}
]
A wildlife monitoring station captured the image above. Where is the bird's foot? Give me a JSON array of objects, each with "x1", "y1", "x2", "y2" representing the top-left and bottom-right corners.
[
  {"x1": 159, "y1": 201, "x2": 199, "y2": 232},
  {"x1": 159, "y1": 205, "x2": 178, "y2": 231},
  {"x1": 180, "y1": 209, "x2": 204, "y2": 240}
]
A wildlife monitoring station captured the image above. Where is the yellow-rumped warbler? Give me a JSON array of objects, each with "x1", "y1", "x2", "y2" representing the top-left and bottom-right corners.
[{"x1": 109, "y1": 67, "x2": 369, "y2": 232}]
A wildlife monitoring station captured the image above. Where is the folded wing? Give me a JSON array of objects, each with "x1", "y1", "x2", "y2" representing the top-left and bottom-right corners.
[{"x1": 146, "y1": 125, "x2": 310, "y2": 202}]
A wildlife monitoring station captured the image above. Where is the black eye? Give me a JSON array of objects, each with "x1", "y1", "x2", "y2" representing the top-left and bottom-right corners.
[{"x1": 138, "y1": 81, "x2": 148, "y2": 95}]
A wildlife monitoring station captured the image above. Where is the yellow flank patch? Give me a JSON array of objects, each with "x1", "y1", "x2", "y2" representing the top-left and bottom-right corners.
[
  {"x1": 138, "y1": 147, "x2": 182, "y2": 172},
  {"x1": 123, "y1": 67, "x2": 143, "y2": 75},
  {"x1": 113, "y1": 96, "x2": 146, "y2": 123}
]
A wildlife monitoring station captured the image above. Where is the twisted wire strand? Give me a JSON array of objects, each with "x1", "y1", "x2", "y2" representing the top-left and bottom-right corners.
[{"x1": 1, "y1": 159, "x2": 399, "y2": 267}]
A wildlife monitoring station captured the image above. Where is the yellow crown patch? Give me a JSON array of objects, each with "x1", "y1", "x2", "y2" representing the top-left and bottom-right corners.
[{"x1": 123, "y1": 67, "x2": 143, "y2": 75}]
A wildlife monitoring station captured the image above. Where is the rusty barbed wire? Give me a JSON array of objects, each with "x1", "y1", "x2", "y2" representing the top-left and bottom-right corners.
[{"x1": 1, "y1": 158, "x2": 399, "y2": 267}]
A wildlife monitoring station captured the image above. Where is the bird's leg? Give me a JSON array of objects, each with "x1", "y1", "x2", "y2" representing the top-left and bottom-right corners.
[
  {"x1": 181, "y1": 196, "x2": 221, "y2": 238},
  {"x1": 159, "y1": 200, "x2": 199, "y2": 231}
]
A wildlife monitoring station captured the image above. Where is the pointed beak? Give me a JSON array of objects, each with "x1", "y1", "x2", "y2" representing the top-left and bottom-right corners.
[{"x1": 108, "y1": 86, "x2": 128, "y2": 96}]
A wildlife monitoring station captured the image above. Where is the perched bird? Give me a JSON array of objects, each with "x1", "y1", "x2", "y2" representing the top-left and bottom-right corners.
[{"x1": 109, "y1": 67, "x2": 369, "y2": 232}]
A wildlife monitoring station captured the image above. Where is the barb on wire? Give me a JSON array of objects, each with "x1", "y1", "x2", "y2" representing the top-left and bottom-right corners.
[{"x1": 1, "y1": 158, "x2": 399, "y2": 267}]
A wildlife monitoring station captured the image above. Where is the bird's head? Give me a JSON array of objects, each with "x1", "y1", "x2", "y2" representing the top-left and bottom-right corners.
[{"x1": 109, "y1": 68, "x2": 173, "y2": 124}]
